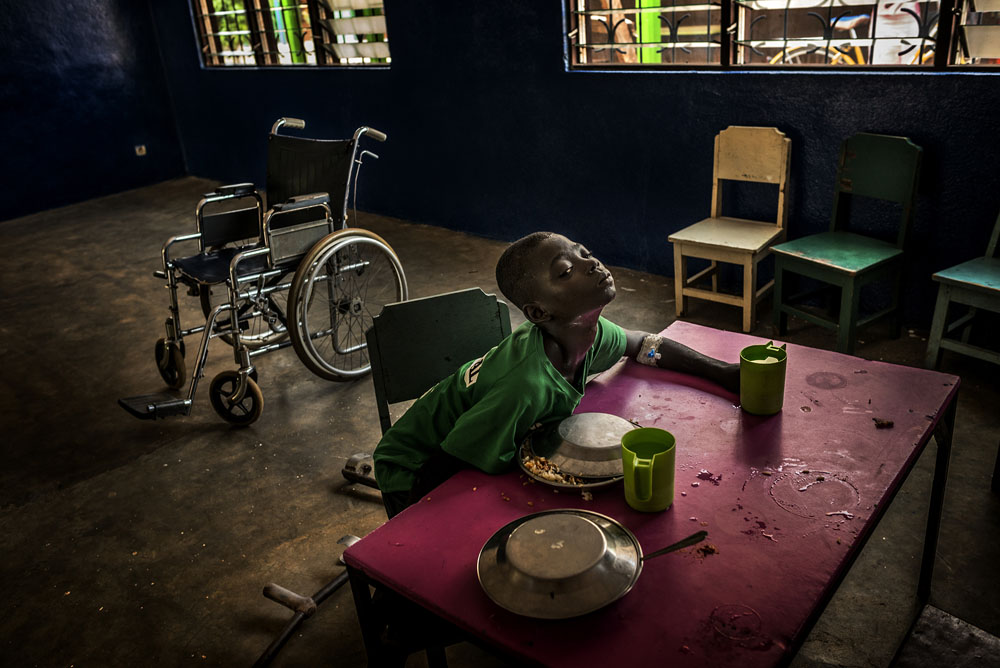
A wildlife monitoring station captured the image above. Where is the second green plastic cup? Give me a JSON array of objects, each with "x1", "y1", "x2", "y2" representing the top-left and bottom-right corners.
[
  {"x1": 740, "y1": 341, "x2": 787, "y2": 416},
  {"x1": 621, "y1": 428, "x2": 675, "y2": 512}
]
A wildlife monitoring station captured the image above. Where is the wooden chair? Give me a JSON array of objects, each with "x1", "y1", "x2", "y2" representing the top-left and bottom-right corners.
[
  {"x1": 341, "y1": 288, "x2": 511, "y2": 667},
  {"x1": 668, "y1": 126, "x2": 791, "y2": 333},
  {"x1": 342, "y1": 287, "x2": 512, "y2": 487},
  {"x1": 772, "y1": 133, "x2": 922, "y2": 355},
  {"x1": 925, "y1": 210, "x2": 1000, "y2": 369}
]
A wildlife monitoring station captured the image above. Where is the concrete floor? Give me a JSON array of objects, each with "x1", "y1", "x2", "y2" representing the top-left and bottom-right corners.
[{"x1": 1, "y1": 176, "x2": 998, "y2": 667}]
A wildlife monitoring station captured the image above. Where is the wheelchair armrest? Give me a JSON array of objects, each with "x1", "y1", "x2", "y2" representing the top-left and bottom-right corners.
[
  {"x1": 271, "y1": 192, "x2": 330, "y2": 212},
  {"x1": 161, "y1": 232, "x2": 203, "y2": 269},
  {"x1": 211, "y1": 182, "x2": 257, "y2": 198}
]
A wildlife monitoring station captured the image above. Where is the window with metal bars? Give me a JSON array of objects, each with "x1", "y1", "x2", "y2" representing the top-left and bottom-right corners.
[
  {"x1": 190, "y1": 0, "x2": 390, "y2": 67},
  {"x1": 565, "y1": 0, "x2": 1000, "y2": 67}
]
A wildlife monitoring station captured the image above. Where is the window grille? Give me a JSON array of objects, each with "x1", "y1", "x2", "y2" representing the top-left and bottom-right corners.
[
  {"x1": 190, "y1": 0, "x2": 390, "y2": 67},
  {"x1": 952, "y1": 0, "x2": 1000, "y2": 63},
  {"x1": 566, "y1": 0, "x2": 999, "y2": 67}
]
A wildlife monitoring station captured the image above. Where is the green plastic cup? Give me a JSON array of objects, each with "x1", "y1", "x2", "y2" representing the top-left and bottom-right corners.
[
  {"x1": 621, "y1": 428, "x2": 675, "y2": 512},
  {"x1": 740, "y1": 341, "x2": 787, "y2": 416}
]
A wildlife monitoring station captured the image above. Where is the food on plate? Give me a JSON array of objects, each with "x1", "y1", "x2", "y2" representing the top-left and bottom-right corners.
[{"x1": 521, "y1": 453, "x2": 584, "y2": 486}]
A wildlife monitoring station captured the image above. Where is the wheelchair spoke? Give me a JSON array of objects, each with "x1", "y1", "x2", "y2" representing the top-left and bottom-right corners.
[{"x1": 289, "y1": 231, "x2": 407, "y2": 380}]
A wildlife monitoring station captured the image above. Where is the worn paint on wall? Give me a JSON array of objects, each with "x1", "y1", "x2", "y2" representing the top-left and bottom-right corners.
[{"x1": 0, "y1": 0, "x2": 184, "y2": 221}]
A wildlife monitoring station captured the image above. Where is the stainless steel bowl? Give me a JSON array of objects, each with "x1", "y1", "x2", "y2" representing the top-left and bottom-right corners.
[
  {"x1": 518, "y1": 413, "x2": 637, "y2": 489},
  {"x1": 477, "y1": 509, "x2": 642, "y2": 619}
]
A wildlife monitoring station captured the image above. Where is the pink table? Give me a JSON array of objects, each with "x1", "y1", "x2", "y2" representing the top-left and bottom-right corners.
[{"x1": 344, "y1": 322, "x2": 959, "y2": 666}]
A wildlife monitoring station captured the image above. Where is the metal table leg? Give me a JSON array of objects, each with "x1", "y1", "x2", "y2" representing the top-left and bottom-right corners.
[{"x1": 918, "y1": 391, "x2": 958, "y2": 603}]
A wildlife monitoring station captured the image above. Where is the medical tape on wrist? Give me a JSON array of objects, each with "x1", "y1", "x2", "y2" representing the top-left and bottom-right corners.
[{"x1": 637, "y1": 334, "x2": 663, "y2": 366}]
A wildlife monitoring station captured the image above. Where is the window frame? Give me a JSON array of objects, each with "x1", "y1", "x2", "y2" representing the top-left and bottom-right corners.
[
  {"x1": 562, "y1": 0, "x2": 1000, "y2": 70},
  {"x1": 188, "y1": 0, "x2": 391, "y2": 69}
]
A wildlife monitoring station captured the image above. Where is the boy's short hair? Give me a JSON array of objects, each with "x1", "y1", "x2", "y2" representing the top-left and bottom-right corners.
[{"x1": 495, "y1": 231, "x2": 555, "y2": 310}]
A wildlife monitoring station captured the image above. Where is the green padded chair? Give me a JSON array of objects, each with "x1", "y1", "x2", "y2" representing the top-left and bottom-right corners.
[
  {"x1": 925, "y1": 210, "x2": 1000, "y2": 369},
  {"x1": 771, "y1": 133, "x2": 923, "y2": 355},
  {"x1": 342, "y1": 287, "x2": 512, "y2": 487}
]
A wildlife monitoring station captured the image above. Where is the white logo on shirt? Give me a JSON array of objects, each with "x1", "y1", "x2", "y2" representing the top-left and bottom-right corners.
[{"x1": 463, "y1": 356, "x2": 485, "y2": 388}]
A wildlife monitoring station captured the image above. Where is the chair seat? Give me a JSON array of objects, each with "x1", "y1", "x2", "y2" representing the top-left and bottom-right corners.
[
  {"x1": 174, "y1": 247, "x2": 269, "y2": 284},
  {"x1": 772, "y1": 231, "x2": 901, "y2": 275},
  {"x1": 668, "y1": 217, "x2": 784, "y2": 254},
  {"x1": 932, "y1": 257, "x2": 1000, "y2": 293}
]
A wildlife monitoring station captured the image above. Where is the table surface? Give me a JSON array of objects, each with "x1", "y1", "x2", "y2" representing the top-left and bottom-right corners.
[{"x1": 344, "y1": 321, "x2": 959, "y2": 667}]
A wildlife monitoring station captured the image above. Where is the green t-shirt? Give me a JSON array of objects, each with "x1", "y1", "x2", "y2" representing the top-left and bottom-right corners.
[{"x1": 373, "y1": 317, "x2": 627, "y2": 494}]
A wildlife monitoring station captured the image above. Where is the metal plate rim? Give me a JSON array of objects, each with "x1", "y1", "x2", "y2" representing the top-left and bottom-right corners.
[{"x1": 476, "y1": 508, "x2": 643, "y2": 619}]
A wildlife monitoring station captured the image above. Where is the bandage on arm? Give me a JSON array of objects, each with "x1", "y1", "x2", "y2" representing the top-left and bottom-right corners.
[{"x1": 636, "y1": 333, "x2": 663, "y2": 366}]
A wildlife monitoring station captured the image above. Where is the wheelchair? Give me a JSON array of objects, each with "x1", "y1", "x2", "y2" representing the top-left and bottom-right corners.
[{"x1": 119, "y1": 118, "x2": 408, "y2": 426}]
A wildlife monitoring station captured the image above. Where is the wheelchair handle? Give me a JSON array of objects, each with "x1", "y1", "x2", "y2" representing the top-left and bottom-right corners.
[
  {"x1": 356, "y1": 126, "x2": 387, "y2": 142},
  {"x1": 271, "y1": 117, "x2": 306, "y2": 134}
]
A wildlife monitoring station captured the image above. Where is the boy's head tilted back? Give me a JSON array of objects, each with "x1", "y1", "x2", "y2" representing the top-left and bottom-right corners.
[
  {"x1": 496, "y1": 232, "x2": 617, "y2": 325},
  {"x1": 495, "y1": 231, "x2": 555, "y2": 310}
]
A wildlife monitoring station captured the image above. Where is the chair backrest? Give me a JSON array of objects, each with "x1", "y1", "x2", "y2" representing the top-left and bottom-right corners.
[
  {"x1": 829, "y1": 133, "x2": 923, "y2": 249},
  {"x1": 366, "y1": 288, "x2": 513, "y2": 435},
  {"x1": 266, "y1": 133, "x2": 355, "y2": 225},
  {"x1": 710, "y1": 126, "x2": 792, "y2": 229}
]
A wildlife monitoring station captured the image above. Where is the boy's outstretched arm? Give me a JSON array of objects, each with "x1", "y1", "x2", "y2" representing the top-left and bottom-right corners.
[{"x1": 624, "y1": 329, "x2": 740, "y2": 394}]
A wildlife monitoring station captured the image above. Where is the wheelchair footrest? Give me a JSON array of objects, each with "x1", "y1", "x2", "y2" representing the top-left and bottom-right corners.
[
  {"x1": 342, "y1": 452, "x2": 379, "y2": 489},
  {"x1": 118, "y1": 393, "x2": 193, "y2": 420}
]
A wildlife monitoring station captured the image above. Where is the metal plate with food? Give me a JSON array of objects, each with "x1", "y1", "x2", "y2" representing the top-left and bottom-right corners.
[{"x1": 518, "y1": 412, "x2": 636, "y2": 488}]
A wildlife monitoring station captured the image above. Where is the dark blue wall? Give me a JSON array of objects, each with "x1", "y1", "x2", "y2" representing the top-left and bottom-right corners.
[
  {"x1": 0, "y1": 0, "x2": 184, "y2": 222},
  {"x1": 85, "y1": 2, "x2": 1000, "y2": 325}
]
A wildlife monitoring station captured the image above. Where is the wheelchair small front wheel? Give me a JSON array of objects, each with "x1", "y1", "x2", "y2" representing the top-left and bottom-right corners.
[
  {"x1": 209, "y1": 371, "x2": 263, "y2": 426},
  {"x1": 155, "y1": 338, "x2": 186, "y2": 390},
  {"x1": 288, "y1": 229, "x2": 408, "y2": 381}
]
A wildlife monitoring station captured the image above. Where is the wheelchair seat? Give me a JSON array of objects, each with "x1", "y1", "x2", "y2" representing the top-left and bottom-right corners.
[{"x1": 173, "y1": 247, "x2": 270, "y2": 285}]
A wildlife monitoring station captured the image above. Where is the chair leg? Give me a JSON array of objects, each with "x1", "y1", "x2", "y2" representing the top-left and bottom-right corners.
[
  {"x1": 673, "y1": 244, "x2": 686, "y2": 317},
  {"x1": 961, "y1": 307, "x2": 977, "y2": 343},
  {"x1": 773, "y1": 258, "x2": 788, "y2": 335},
  {"x1": 742, "y1": 257, "x2": 756, "y2": 333},
  {"x1": 889, "y1": 266, "x2": 903, "y2": 340},
  {"x1": 837, "y1": 281, "x2": 861, "y2": 355},
  {"x1": 924, "y1": 284, "x2": 949, "y2": 369},
  {"x1": 710, "y1": 260, "x2": 719, "y2": 293}
]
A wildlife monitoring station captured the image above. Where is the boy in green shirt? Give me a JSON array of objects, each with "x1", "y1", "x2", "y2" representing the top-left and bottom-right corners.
[{"x1": 374, "y1": 231, "x2": 739, "y2": 518}]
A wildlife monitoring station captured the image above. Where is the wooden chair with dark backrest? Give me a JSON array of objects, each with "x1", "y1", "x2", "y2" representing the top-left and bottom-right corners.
[
  {"x1": 925, "y1": 209, "x2": 1000, "y2": 369},
  {"x1": 342, "y1": 287, "x2": 512, "y2": 487},
  {"x1": 771, "y1": 133, "x2": 922, "y2": 355},
  {"x1": 668, "y1": 126, "x2": 792, "y2": 333}
]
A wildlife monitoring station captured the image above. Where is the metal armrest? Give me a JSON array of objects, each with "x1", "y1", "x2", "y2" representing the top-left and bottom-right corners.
[
  {"x1": 213, "y1": 182, "x2": 257, "y2": 198},
  {"x1": 271, "y1": 192, "x2": 331, "y2": 212},
  {"x1": 161, "y1": 232, "x2": 203, "y2": 272}
]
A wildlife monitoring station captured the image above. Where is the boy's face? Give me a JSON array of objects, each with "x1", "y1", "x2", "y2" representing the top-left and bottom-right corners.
[{"x1": 523, "y1": 234, "x2": 616, "y2": 323}]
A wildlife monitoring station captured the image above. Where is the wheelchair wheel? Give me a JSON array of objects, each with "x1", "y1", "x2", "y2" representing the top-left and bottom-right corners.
[
  {"x1": 288, "y1": 229, "x2": 408, "y2": 380},
  {"x1": 209, "y1": 370, "x2": 264, "y2": 426},
  {"x1": 199, "y1": 271, "x2": 292, "y2": 349},
  {"x1": 155, "y1": 338, "x2": 186, "y2": 390}
]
